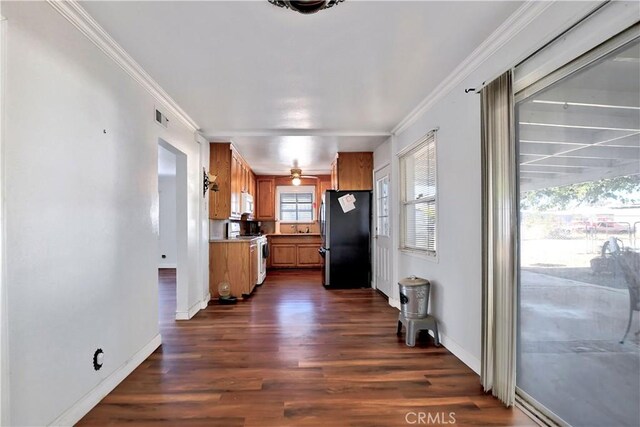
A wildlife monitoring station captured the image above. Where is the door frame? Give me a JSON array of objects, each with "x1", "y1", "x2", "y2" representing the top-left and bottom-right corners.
[
  {"x1": 372, "y1": 162, "x2": 392, "y2": 294},
  {"x1": 158, "y1": 139, "x2": 190, "y2": 320},
  {"x1": 512, "y1": 21, "x2": 640, "y2": 425},
  {"x1": 0, "y1": 8, "x2": 7, "y2": 425}
]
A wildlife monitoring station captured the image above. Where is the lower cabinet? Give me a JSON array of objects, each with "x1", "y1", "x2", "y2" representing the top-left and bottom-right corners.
[
  {"x1": 271, "y1": 244, "x2": 297, "y2": 267},
  {"x1": 209, "y1": 241, "x2": 258, "y2": 299},
  {"x1": 267, "y1": 235, "x2": 322, "y2": 268}
]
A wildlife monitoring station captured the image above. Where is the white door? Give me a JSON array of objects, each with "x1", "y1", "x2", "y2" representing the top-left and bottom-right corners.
[{"x1": 374, "y1": 165, "x2": 393, "y2": 297}]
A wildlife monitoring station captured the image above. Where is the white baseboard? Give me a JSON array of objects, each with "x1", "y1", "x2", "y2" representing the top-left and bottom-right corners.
[
  {"x1": 50, "y1": 334, "x2": 162, "y2": 427},
  {"x1": 175, "y1": 299, "x2": 202, "y2": 320},
  {"x1": 391, "y1": 298, "x2": 481, "y2": 375},
  {"x1": 158, "y1": 263, "x2": 177, "y2": 269},
  {"x1": 200, "y1": 293, "x2": 211, "y2": 310},
  {"x1": 435, "y1": 331, "x2": 481, "y2": 375},
  {"x1": 176, "y1": 293, "x2": 210, "y2": 320}
]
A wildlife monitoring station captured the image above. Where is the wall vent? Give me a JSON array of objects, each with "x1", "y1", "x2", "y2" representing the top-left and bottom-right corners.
[{"x1": 155, "y1": 108, "x2": 169, "y2": 128}]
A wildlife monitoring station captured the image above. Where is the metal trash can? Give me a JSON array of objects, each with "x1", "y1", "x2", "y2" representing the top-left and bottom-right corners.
[{"x1": 398, "y1": 276, "x2": 430, "y2": 319}]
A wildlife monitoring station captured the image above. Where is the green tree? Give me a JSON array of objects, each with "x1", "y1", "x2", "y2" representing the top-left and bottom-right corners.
[{"x1": 521, "y1": 175, "x2": 640, "y2": 211}]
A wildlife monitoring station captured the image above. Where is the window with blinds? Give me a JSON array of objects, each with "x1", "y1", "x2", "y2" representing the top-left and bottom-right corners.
[
  {"x1": 400, "y1": 131, "x2": 437, "y2": 255},
  {"x1": 279, "y1": 192, "x2": 314, "y2": 222}
]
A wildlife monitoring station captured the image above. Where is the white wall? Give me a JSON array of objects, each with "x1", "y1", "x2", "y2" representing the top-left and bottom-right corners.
[
  {"x1": 3, "y1": 2, "x2": 205, "y2": 425},
  {"x1": 373, "y1": 138, "x2": 391, "y2": 171},
  {"x1": 379, "y1": 1, "x2": 607, "y2": 373},
  {"x1": 158, "y1": 174, "x2": 177, "y2": 267}
]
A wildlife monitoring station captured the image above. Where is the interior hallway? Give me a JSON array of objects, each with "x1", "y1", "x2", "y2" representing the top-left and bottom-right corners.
[{"x1": 78, "y1": 269, "x2": 532, "y2": 426}]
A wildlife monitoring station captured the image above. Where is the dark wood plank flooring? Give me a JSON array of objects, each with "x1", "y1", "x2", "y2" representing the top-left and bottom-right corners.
[{"x1": 79, "y1": 269, "x2": 532, "y2": 426}]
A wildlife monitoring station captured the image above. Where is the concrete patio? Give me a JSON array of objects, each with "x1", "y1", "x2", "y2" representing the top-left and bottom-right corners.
[{"x1": 519, "y1": 270, "x2": 640, "y2": 427}]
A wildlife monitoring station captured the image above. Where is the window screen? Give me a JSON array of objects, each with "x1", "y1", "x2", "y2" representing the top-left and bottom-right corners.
[
  {"x1": 280, "y1": 192, "x2": 313, "y2": 222},
  {"x1": 400, "y1": 131, "x2": 437, "y2": 254}
]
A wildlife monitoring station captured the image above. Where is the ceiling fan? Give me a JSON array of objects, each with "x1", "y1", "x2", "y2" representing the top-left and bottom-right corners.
[{"x1": 290, "y1": 166, "x2": 319, "y2": 186}]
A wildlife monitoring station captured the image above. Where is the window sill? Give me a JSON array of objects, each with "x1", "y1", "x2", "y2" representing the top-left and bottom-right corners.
[{"x1": 399, "y1": 248, "x2": 438, "y2": 263}]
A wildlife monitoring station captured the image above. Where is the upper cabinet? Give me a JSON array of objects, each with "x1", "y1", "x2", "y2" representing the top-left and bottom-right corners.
[
  {"x1": 331, "y1": 152, "x2": 373, "y2": 191},
  {"x1": 210, "y1": 143, "x2": 256, "y2": 220},
  {"x1": 256, "y1": 177, "x2": 276, "y2": 220}
]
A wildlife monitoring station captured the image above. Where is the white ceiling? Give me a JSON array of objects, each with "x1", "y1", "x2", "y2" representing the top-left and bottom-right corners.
[
  {"x1": 518, "y1": 40, "x2": 640, "y2": 190},
  {"x1": 82, "y1": 0, "x2": 523, "y2": 174}
]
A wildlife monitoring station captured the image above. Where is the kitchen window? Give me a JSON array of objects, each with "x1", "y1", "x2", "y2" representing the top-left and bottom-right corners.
[
  {"x1": 277, "y1": 186, "x2": 315, "y2": 222},
  {"x1": 400, "y1": 131, "x2": 437, "y2": 256}
]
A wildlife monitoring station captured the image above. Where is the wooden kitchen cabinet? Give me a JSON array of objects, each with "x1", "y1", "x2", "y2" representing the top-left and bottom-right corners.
[
  {"x1": 320, "y1": 179, "x2": 331, "y2": 199},
  {"x1": 270, "y1": 244, "x2": 297, "y2": 267},
  {"x1": 267, "y1": 235, "x2": 322, "y2": 268},
  {"x1": 209, "y1": 143, "x2": 255, "y2": 220},
  {"x1": 332, "y1": 152, "x2": 373, "y2": 191},
  {"x1": 209, "y1": 240, "x2": 258, "y2": 299},
  {"x1": 256, "y1": 177, "x2": 276, "y2": 220},
  {"x1": 297, "y1": 244, "x2": 323, "y2": 267}
]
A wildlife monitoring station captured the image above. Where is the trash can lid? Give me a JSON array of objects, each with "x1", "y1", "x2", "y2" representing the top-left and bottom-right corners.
[{"x1": 399, "y1": 276, "x2": 429, "y2": 286}]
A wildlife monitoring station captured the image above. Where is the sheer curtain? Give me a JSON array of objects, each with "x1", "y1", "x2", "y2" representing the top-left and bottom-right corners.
[{"x1": 480, "y1": 70, "x2": 517, "y2": 406}]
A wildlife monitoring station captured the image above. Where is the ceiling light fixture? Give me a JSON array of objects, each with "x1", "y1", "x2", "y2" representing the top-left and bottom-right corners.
[
  {"x1": 291, "y1": 168, "x2": 302, "y2": 186},
  {"x1": 268, "y1": 0, "x2": 345, "y2": 15}
]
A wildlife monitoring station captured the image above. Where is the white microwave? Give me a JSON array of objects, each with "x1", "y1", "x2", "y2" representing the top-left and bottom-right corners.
[{"x1": 241, "y1": 192, "x2": 254, "y2": 215}]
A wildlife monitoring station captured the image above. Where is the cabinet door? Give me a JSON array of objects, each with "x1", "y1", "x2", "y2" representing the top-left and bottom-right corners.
[
  {"x1": 336, "y1": 152, "x2": 373, "y2": 191},
  {"x1": 231, "y1": 154, "x2": 241, "y2": 217},
  {"x1": 271, "y1": 244, "x2": 297, "y2": 267},
  {"x1": 297, "y1": 244, "x2": 323, "y2": 267},
  {"x1": 256, "y1": 178, "x2": 275, "y2": 220},
  {"x1": 241, "y1": 163, "x2": 247, "y2": 193},
  {"x1": 209, "y1": 143, "x2": 232, "y2": 219}
]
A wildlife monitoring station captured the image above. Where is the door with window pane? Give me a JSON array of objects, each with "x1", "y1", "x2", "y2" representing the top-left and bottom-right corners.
[
  {"x1": 374, "y1": 165, "x2": 392, "y2": 297},
  {"x1": 516, "y1": 37, "x2": 640, "y2": 427}
]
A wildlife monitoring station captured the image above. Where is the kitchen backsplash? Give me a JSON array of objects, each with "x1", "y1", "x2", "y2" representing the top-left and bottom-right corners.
[{"x1": 278, "y1": 222, "x2": 320, "y2": 234}]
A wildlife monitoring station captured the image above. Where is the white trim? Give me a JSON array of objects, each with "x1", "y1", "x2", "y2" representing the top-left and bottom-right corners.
[
  {"x1": 398, "y1": 131, "x2": 438, "y2": 256},
  {"x1": 388, "y1": 297, "x2": 401, "y2": 310},
  {"x1": 200, "y1": 293, "x2": 211, "y2": 310},
  {"x1": 50, "y1": 334, "x2": 162, "y2": 427},
  {"x1": 372, "y1": 165, "x2": 393, "y2": 296},
  {"x1": 275, "y1": 185, "x2": 316, "y2": 223},
  {"x1": 158, "y1": 263, "x2": 177, "y2": 269},
  {"x1": 0, "y1": 10, "x2": 6, "y2": 426},
  {"x1": 391, "y1": 1, "x2": 554, "y2": 135},
  {"x1": 399, "y1": 248, "x2": 438, "y2": 263},
  {"x1": 209, "y1": 130, "x2": 391, "y2": 138},
  {"x1": 175, "y1": 300, "x2": 202, "y2": 321},
  {"x1": 46, "y1": 0, "x2": 199, "y2": 133},
  {"x1": 373, "y1": 161, "x2": 391, "y2": 174},
  {"x1": 437, "y1": 332, "x2": 481, "y2": 375}
]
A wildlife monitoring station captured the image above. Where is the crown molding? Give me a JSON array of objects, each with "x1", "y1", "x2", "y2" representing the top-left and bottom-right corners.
[
  {"x1": 47, "y1": 0, "x2": 200, "y2": 133},
  {"x1": 207, "y1": 129, "x2": 392, "y2": 138},
  {"x1": 391, "y1": 0, "x2": 555, "y2": 136}
]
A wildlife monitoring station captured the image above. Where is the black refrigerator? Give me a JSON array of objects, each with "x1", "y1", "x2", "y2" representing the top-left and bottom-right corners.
[{"x1": 319, "y1": 190, "x2": 371, "y2": 288}]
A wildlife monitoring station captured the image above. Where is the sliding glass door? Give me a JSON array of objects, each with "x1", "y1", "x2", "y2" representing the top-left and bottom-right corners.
[{"x1": 516, "y1": 35, "x2": 640, "y2": 426}]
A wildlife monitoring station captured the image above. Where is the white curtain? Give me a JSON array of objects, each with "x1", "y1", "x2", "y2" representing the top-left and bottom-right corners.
[{"x1": 480, "y1": 70, "x2": 517, "y2": 407}]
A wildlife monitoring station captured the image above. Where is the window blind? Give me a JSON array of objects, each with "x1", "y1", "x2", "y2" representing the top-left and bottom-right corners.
[
  {"x1": 400, "y1": 131, "x2": 437, "y2": 254},
  {"x1": 280, "y1": 192, "x2": 313, "y2": 221}
]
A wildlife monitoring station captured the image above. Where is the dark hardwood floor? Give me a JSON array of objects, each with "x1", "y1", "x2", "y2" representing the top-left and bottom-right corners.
[{"x1": 79, "y1": 269, "x2": 532, "y2": 426}]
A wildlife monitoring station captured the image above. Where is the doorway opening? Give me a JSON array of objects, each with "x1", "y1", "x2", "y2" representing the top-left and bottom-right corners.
[{"x1": 157, "y1": 140, "x2": 188, "y2": 321}]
